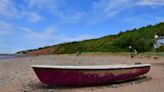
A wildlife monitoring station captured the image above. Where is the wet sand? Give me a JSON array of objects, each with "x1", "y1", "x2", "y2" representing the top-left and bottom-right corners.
[{"x1": 0, "y1": 54, "x2": 164, "y2": 92}]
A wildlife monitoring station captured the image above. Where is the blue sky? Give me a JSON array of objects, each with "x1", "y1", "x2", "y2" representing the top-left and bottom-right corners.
[{"x1": 0, "y1": 0, "x2": 164, "y2": 54}]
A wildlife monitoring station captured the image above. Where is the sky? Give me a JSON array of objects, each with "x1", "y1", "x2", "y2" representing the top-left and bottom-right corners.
[{"x1": 0, "y1": 0, "x2": 164, "y2": 54}]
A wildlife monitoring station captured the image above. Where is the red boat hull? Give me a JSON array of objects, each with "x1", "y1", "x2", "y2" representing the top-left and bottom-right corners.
[{"x1": 32, "y1": 65, "x2": 150, "y2": 86}]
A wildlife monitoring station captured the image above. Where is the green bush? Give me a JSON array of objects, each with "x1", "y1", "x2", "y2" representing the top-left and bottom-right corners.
[{"x1": 156, "y1": 46, "x2": 164, "y2": 52}]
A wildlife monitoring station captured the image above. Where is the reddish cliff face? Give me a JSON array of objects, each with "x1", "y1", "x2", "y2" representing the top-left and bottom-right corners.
[
  {"x1": 24, "y1": 45, "x2": 64, "y2": 56},
  {"x1": 27, "y1": 47, "x2": 55, "y2": 56}
]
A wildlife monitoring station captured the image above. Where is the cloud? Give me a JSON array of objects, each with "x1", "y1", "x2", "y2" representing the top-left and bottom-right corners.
[
  {"x1": 0, "y1": 0, "x2": 42, "y2": 23},
  {"x1": 20, "y1": 25, "x2": 98, "y2": 47},
  {"x1": 153, "y1": 16, "x2": 164, "y2": 21},
  {"x1": 0, "y1": 0, "x2": 18, "y2": 18},
  {"x1": 1, "y1": 0, "x2": 164, "y2": 25},
  {"x1": 27, "y1": 12, "x2": 42, "y2": 23},
  {"x1": 56, "y1": 10, "x2": 86, "y2": 24},
  {"x1": 86, "y1": 0, "x2": 134, "y2": 24},
  {"x1": 21, "y1": 26, "x2": 57, "y2": 41},
  {"x1": 22, "y1": 11, "x2": 42, "y2": 23},
  {"x1": 21, "y1": 0, "x2": 164, "y2": 25},
  {"x1": 26, "y1": 0, "x2": 134, "y2": 24},
  {"x1": 86, "y1": 0, "x2": 164, "y2": 24},
  {"x1": 0, "y1": 21, "x2": 14, "y2": 35},
  {"x1": 137, "y1": 0, "x2": 164, "y2": 6},
  {"x1": 59, "y1": 34, "x2": 99, "y2": 42},
  {"x1": 26, "y1": 0, "x2": 62, "y2": 11},
  {"x1": 26, "y1": 0, "x2": 85, "y2": 24}
]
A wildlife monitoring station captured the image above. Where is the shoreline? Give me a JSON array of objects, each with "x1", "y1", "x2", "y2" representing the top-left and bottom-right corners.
[{"x1": 0, "y1": 54, "x2": 29, "y2": 59}]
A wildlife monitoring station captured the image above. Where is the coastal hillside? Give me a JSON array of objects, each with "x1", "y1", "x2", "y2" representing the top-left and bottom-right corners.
[{"x1": 17, "y1": 22, "x2": 164, "y2": 55}]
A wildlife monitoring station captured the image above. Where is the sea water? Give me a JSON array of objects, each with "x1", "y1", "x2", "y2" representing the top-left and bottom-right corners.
[{"x1": 0, "y1": 54, "x2": 27, "y2": 59}]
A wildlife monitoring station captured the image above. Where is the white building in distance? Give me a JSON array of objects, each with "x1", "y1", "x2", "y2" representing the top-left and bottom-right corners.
[{"x1": 154, "y1": 36, "x2": 164, "y2": 48}]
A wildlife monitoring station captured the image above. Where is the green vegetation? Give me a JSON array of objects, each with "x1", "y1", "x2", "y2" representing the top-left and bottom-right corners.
[
  {"x1": 17, "y1": 22, "x2": 164, "y2": 54},
  {"x1": 156, "y1": 46, "x2": 164, "y2": 52}
]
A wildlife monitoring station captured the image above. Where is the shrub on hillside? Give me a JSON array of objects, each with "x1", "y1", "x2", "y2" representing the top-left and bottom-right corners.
[{"x1": 156, "y1": 46, "x2": 164, "y2": 52}]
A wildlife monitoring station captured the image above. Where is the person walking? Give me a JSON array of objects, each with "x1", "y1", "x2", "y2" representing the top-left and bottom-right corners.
[
  {"x1": 129, "y1": 46, "x2": 134, "y2": 58},
  {"x1": 76, "y1": 51, "x2": 80, "y2": 56}
]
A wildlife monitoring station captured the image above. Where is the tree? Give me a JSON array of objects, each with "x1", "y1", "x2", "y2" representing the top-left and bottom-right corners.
[{"x1": 134, "y1": 37, "x2": 152, "y2": 52}]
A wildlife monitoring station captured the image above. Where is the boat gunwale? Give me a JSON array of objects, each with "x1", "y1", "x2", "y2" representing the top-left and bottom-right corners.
[{"x1": 31, "y1": 64, "x2": 151, "y2": 70}]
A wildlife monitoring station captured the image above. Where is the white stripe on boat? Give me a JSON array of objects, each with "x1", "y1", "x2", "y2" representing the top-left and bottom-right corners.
[{"x1": 31, "y1": 64, "x2": 151, "y2": 69}]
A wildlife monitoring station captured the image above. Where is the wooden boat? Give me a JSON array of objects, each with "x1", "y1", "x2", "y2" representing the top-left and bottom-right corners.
[{"x1": 32, "y1": 64, "x2": 150, "y2": 86}]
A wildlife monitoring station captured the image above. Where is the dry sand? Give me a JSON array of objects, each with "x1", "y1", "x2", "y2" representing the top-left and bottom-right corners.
[{"x1": 0, "y1": 54, "x2": 164, "y2": 92}]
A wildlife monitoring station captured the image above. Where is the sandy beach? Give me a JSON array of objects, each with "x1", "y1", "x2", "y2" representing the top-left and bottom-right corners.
[{"x1": 0, "y1": 54, "x2": 164, "y2": 92}]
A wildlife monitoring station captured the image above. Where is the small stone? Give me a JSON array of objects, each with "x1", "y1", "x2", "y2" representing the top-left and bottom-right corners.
[
  {"x1": 153, "y1": 57, "x2": 159, "y2": 59},
  {"x1": 91, "y1": 88, "x2": 94, "y2": 91},
  {"x1": 111, "y1": 84, "x2": 117, "y2": 88},
  {"x1": 130, "y1": 82, "x2": 136, "y2": 85},
  {"x1": 48, "y1": 89, "x2": 52, "y2": 92},
  {"x1": 25, "y1": 86, "x2": 29, "y2": 89},
  {"x1": 135, "y1": 81, "x2": 140, "y2": 84}
]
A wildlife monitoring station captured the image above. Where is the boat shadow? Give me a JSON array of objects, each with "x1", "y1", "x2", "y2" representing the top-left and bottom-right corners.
[{"x1": 29, "y1": 76, "x2": 152, "y2": 90}]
